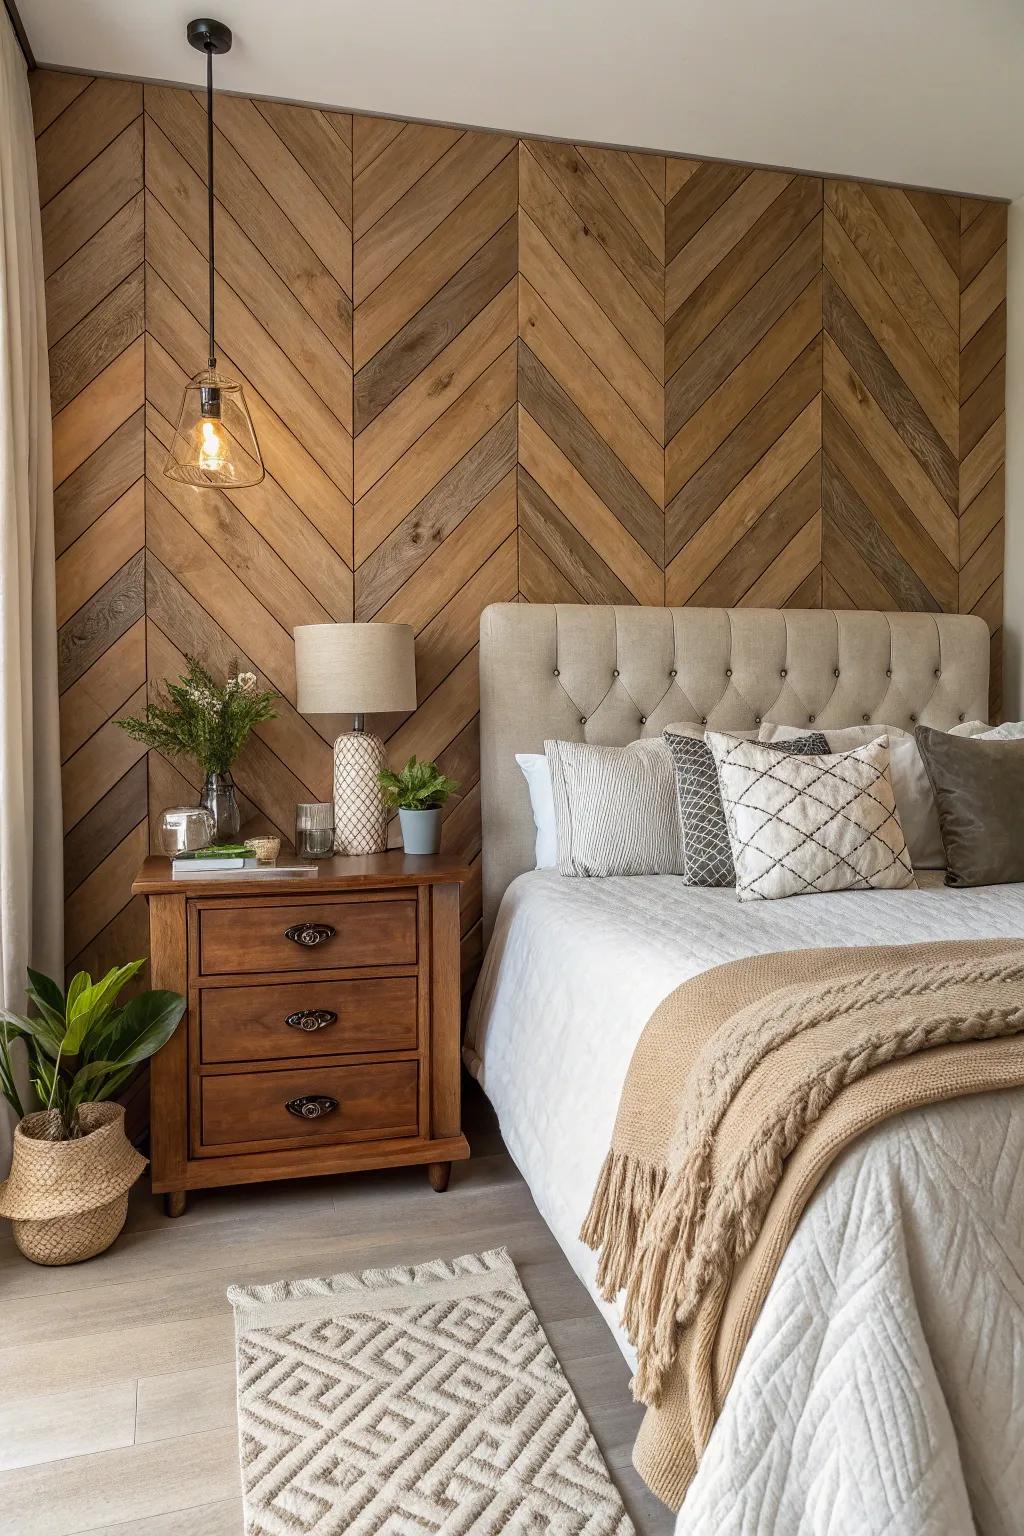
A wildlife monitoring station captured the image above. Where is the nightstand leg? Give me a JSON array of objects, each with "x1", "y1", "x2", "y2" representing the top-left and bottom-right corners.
[
  {"x1": 165, "y1": 1190, "x2": 187, "y2": 1218},
  {"x1": 427, "y1": 1161, "x2": 451, "y2": 1192}
]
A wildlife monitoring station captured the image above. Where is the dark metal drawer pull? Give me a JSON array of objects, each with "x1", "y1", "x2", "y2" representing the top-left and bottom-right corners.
[
  {"x1": 285, "y1": 1094, "x2": 338, "y2": 1120},
  {"x1": 284, "y1": 921, "x2": 336, "y2": 948},
  {"x1": 285, "y1": 1008, "x2": 338, "y2": 1033}
]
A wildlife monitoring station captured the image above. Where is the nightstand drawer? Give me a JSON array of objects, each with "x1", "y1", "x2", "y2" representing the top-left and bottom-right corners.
[
  {"x1": 198, "y1": 894, "x2": 417, "y2": 975},
  {"x1": 200, "y1": 977, "x2": 418, "y2": 1062},
  {"x1": 200, "y1": 1060, "x2": 419, "y2": 1148}
]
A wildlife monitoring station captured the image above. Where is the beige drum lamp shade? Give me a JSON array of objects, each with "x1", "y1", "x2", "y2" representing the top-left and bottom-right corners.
[
  {"x1": 294, "y1": 623, "x2": 416, "y2": 716},
  {"x1": 293, "y1": 624, "x2": 417, "y2": 856}
]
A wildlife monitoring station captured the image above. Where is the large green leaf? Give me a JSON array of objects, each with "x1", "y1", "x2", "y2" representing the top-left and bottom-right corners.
[
  {"x1": 26, "y1": 968, "x2": 64, "y2": 1016},
  {"x1": 64, "y1": 961, "x2": 145, "y2": 1057},
  {"x1": 1, "y1": 1008, "x2": 62, "y2": 1059},
  {"x1": 87, "y1": 990, "x2": 186, "y2": 1070}
]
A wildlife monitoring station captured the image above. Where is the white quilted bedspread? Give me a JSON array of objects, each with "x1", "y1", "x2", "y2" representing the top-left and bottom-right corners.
[{"x1": 465, "y1": 872, "x2": 1024, "y2": 1536}]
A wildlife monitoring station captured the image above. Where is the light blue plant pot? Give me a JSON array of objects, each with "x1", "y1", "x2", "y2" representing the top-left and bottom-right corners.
[{"x1": 398, "y1": 807, "x2": 442, "y2": 855}]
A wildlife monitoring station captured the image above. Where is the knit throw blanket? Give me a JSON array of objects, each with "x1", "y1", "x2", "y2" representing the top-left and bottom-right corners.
[{"x1": 580, "y1": 937, "x2": 1024, "y2": 1510}]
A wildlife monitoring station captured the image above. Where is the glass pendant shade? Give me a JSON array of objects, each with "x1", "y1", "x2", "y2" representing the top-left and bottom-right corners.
[{"x1": 163, "y1": 368, "x2": 264, "y2": 488}]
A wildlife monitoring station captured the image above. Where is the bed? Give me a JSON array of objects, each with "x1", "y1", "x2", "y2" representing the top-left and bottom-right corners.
[{"x1": 465, "y1": 603, "x2": 1024, "y2": 1536}]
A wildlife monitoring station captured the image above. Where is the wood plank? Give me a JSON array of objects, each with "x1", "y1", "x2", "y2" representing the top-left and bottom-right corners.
[
  {"x1": 519, "y1": 527, "x2": 584, "y2": 605},
  {"x1": 56, "y1": 479, "x2": 144, "y2": 628},
  {"x1": 355, "y1": 345, "x2": 516, "y2": 564},
  {"x1": 254, "y1": 100, "x2": 353, "y2": 228},
  {"x1": 519, "y1": 469, "x2": 636, "y2": 605},
  {"x1": 577, "y1": 145, "x2": 665, "y2": 258},
  {"x1": 822, "y1": 399, "x2": 957, "y2": 612},
  {"x1": 961, "y1": 243, "x2": 1007, "y2": 349},
  {"x1": 145, "y1": 120, "x2": 352, "y2": 430},
  {"x1": 59, "y1": 619, "x2": 146, "y2": 763},
  {"x1": 960, "y1": 355, "x2": 1006, "y2": 461},
  {"x1": 41, "y1": 119, "x2": 143, "y2": 278},
  {"x1": 822, "y1": 457, "x2": 941, "y2": 611},
  {"x1": 60, "y1": 686, "x2": 147, "y2": 832},
  {"x1": 58, "y1": 550, "x2": 144, "y2": 693},
  {"x1": 959, "y1": 466, "x2": 1004, "y2": 566},
  {"x1": 63, "y1": 759, "x2": 148, "y2": 897},
  {"x1": 373, "y1": 471, "x2": 517, "y2": 629},
  {"x1": 824, "y1": 208, "x2": 957, "y2": 453},
  {"x1": 385, "y1": 649, "x2": 479, "y2": 767},
  {"x1": 356, "y1": 131, "x2": 515, "y2": 301},
  {"x1": 959, "y1": 519, "x2": 1004, "y2": 614},
  {"x1": 518, "y1": 408, "x2": 663, "y2": 606},
  {"x1": 823, "y1": 515, "x2": 899, "y2": 611},
  {"x1": 36, "y1": 78, "x2": 142, "y2": 207},
  {"x1": 692, "y1": 461, "x2": 819, "y2": 609},
  {"x1": 823, "y1": 333, "x2": 958, "y2": 565},
  {"x1": 208, "y1": 91, "x2": 352, "y2": 295},
  {"x1": 667, "y1": 336, "x2": 821, "y2": 561},
  {"x1": 666, "y1": 161, "x2": 751, "y2": 261},
  {"x1": 665, "y1": 174, "x2": 822, "y2": 373},
  {"x1": 145, "y1": 84, "x2": 350, "y2": 360},
  {"x1": 52, "y1": 337, "x2": 144, "y2": 487},
  {"x1": 519, "y1": 142, "x2": 662, "y2": 377},
  {"x1": 518, "y1": 343, "x2": 662, "y2": 565},
  {"x1": 44, "y1": 191, "x2": 144, "y2": 345},
  {"x1": 519, "y1": 209, "x2": 662, "y2": 439},
  {"x1": 30, "y1": 69, "x2": 93, "y2": 136},
  {"x1": 352, "y1": 114, "x2": 406, "y2": 177},
  {"x1": 519, "y1": 275, "x2": 663, "y2": 503},
  {"x1": 355, "y1": 410, "x2": 517, "y2": 620},
  {"x1": 960, "y1": 201, "x2": 1007, "y2": 291},
  {"x1": 355, "y1": 149, "x2": 517, "y2": 371},
  {"x1": 826, "y1": 180, "x2": 957, "y2": 390},
  {"x1": 49, "y1": 265, "x2": 145, "y2": 415},
  {"x1": 666, "y1": 214, "x2": 821, "y2": 438},
  {"x1": 862, "y1": 183, "x2": 959, "y2": 328},
  {"x1": 959, "y1": 413, "x2": 1005, "y2": 513},
  {"x1": 354, "y1": 122, "x2": 462, "y2": 238},
  {"x1": 54, "y1": 407, "x2": 143, "y2": 557},
  {"x1": 959, "y1": 300, "x2": 1006, "y2": 405},
  {"x1": 740, "y1": 509, "x2": 821, "y2": 608},
  {"x1": 667, "y1": 276, "x2": 820, "y2": 502},
  {"x1": 666, "y1": 398, "x2": 821, "y2": 603},
  {"x1": 667, "y1": 170, "x2": 792, "y2": 317},
  {"x1": 905, "y1": 187, "x2": 960, "y2": 273},
  {"x1": 823, "y1": 274, "x2": 957, "y2": 507},
  {"x1": 665, "y1": 156, "x2": 700, "y2": 202},
  {"x1": 354, "y1": 216, "x2": 516, "y2": 436},
  {"x1": 526, "y1": 139, "x2": 663, "y2": 320},
  {"x1": 414, "y1": 536, "x2": 518, "y2": 699}
]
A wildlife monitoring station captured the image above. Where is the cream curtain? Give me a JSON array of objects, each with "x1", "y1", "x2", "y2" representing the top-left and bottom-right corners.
[{"x1": 0, "y1": 11, "x2": 63, "y2": 1170}]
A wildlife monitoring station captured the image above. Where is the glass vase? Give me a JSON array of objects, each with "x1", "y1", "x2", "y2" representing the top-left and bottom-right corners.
[{"x1": 200, "y1": 771, "x2": 241, "y2": 842}]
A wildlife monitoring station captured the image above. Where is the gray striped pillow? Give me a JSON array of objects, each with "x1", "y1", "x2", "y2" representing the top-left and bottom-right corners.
[{"x1": 544, "y1": 738, "x2": 683, "y2": 877}]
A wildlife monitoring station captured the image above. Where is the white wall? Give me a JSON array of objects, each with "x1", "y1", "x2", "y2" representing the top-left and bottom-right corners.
[{"x1": 1003, "y1": 197, "x2": 1024, "y2": 721}]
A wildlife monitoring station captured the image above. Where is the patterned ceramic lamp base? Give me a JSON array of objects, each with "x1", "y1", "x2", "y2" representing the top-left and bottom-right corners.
[{"x1": 332, "y1": 730, "x2": 388, "y2": 854}]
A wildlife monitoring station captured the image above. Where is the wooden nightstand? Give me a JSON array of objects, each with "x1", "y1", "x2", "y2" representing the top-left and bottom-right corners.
[{"x1": 132, "y1": 853, "x2": 471, "y2": 1216}]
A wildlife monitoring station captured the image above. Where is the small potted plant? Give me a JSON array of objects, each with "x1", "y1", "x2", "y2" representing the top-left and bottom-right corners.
[
  {"x1": 0, "y1": 963, "x2": 186, "y2": 1265},
  {"x1": 118, "y1": 658, "x2": 277, "y2": 841},
  {"x1": 378, "y1": 756, "x2": 458, "y2": 855}
]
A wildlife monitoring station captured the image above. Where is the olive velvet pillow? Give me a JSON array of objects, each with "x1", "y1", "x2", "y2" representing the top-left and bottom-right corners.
[{"x1": 915, "y1": 725, "x2": 1024, "y2": 887}]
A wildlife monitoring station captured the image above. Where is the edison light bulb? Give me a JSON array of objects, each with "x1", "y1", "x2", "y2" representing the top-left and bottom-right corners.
[{"x1": 196, "y1": 416, "x2": 228, "y2": 474}]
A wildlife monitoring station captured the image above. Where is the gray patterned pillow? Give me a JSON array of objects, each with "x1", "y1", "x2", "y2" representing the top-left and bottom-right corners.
[{"x1": 665, "y1": 728, "x2": 829, "y2": 887}]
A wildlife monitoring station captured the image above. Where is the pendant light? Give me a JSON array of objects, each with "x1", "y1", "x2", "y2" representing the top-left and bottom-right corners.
[{"x1": 163, "y1": 18, "x2": 264, "y2": 488}]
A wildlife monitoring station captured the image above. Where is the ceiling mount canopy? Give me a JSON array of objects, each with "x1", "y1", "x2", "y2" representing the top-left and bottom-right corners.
[{"x1": 163, "y1": 16, "x2": 264, "y2": 489}]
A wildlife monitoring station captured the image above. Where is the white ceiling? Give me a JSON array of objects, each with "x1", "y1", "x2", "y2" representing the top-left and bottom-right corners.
[{"x1": 18, "y1": 0, "x2": 1024, "y2": 199}]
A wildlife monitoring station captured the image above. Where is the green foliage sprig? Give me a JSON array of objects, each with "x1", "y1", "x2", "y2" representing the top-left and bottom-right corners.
[
  {"x1": 0, "y1": 964, "x2": 186, "y2": 1139},
  {"x1": 118, "y1": 657, "x2": 276, "y2": 776},
  {"x1": 378, "y1": 756, "x2": 458, "y2": 812}
]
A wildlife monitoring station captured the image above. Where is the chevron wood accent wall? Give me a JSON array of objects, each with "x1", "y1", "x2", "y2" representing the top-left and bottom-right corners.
[{"x1": 33, "y1": 72, "x2": 1008, "y2": 997}]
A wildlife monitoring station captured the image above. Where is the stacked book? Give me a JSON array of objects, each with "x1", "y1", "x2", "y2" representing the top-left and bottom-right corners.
[{"x1": 171, "y1": 845, "x2": 317, "y2": 879}]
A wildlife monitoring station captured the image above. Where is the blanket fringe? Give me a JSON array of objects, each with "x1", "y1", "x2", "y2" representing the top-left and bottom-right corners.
[{"x1": 579, "y1": 1150, "x2": 665, "y2": 1302}]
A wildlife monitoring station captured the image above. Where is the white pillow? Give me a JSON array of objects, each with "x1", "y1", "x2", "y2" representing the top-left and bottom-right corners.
[
  {"x1": 544, "y1": 737, "x2": 683, "y2": 877},
  {"x1": 708, "y1": 732, "x2": 916, "y2": 901},
  {"x1": 516, "y1": 753, "x2": 557, "y2": 869},
  {"x1": 977, "y1": 721, "x2": 1024, "y2": 741},
  {"x1": 760, "y1": 722, "x2": 942, "y2": 868}
]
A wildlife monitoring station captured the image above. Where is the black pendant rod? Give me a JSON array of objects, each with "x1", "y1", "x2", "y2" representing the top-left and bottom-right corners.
[{"x1": 205, "y1": 41, "x2": 216, "y2": 370}]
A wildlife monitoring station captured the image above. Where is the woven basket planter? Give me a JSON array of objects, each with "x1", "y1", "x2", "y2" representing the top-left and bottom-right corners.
[{"x1": 0, "y1": 1103, "x2": 147, "y2": 1265}]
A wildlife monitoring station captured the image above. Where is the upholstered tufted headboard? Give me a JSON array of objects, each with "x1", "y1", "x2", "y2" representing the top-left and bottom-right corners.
[{"x1": 478, "y1": 604, "x2": 990, "y2": 938}]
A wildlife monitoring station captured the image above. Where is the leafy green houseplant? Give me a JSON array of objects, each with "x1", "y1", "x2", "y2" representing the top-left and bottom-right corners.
[
  {"x1": 378, "y1": 757, "x2": 458, "y2": 855},
  {"x1": 119, "y1": 658, "x2": 276, "y2": 840},
  {"x1": 0, "y1": 965, "x2": 187, "y2": 1265}
]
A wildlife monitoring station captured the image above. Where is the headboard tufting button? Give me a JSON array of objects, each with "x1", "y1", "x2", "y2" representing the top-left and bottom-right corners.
[
  {"x1": 639, "y1": 716, "x2": 647, "y2": 725},
  {"x1": 780, "y1": 668, "x2": 787, "y2": 678},
  {"x1": 669, "y1": 668, "x2": 677, "y2": 678},
  {"x1": 959, "y1": 712, "x2": 965, "y2": 722},
  {"x1": 934, "y1": 669, "x2": 941, "y2": 678},
  {"x1": 833, "y1": 668, "x2": 840, "y2": 678},
  {"x1": 612, "y1": 668, "x2": 619, "y2": 677},
  {"x1": 754, "y1": 715, "x2": 761, "y2": 725},
  {"x1": 808, "y1": 714, "x2": 816, "y2": 723},
  {"x1": 700, "y1": 716, "x2": 707, "y2": 725},
  {"x1": 885, "y1": 668, "x2": 892, "y2": 678},
  {"x1": 726, "y1": 667, "x2": 732, "y2": 677},
  {"x1": 862, "y1": 714, "x2": 870, "y2": 722},
  {"x1": 553, "y1": 668, "x2": 560, "y2": 677},
  {"x1": 579, "y1": 715, "x2": 586, "y2": 725},
  {"x1": 910, "y1": 714, "x2": 917, "y2": 724}
]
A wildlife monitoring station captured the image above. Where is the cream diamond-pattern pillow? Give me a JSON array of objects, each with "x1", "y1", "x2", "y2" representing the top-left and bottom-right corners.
[{"x1": 707, "y1": 732, "x2": 916, "y2": 901}]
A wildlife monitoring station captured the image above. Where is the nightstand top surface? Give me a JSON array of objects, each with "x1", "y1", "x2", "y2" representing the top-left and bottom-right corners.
[{"x1": 133, "y1": 850, "x2": 472, "y2": 896}]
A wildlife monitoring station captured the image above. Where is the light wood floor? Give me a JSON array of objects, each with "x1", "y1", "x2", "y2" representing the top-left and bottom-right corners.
[{"x1": 0, "y1": 1088, "x2": 674, "y2": 1535}]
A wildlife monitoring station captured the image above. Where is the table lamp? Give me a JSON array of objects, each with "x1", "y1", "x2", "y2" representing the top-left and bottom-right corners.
[{"x1": 294, "y1": 623, "x2": 417, "y2": 855}]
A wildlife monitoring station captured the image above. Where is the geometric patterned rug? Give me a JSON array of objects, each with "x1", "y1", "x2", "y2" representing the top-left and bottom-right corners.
[{"x1": 227, "y1": 1248, "x2": 634, "y2": 1534}]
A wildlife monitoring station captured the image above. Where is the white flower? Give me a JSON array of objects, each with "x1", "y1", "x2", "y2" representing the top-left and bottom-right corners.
[{"x1": 235, "y1": 671, "x2": 258, "y2": 692}]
